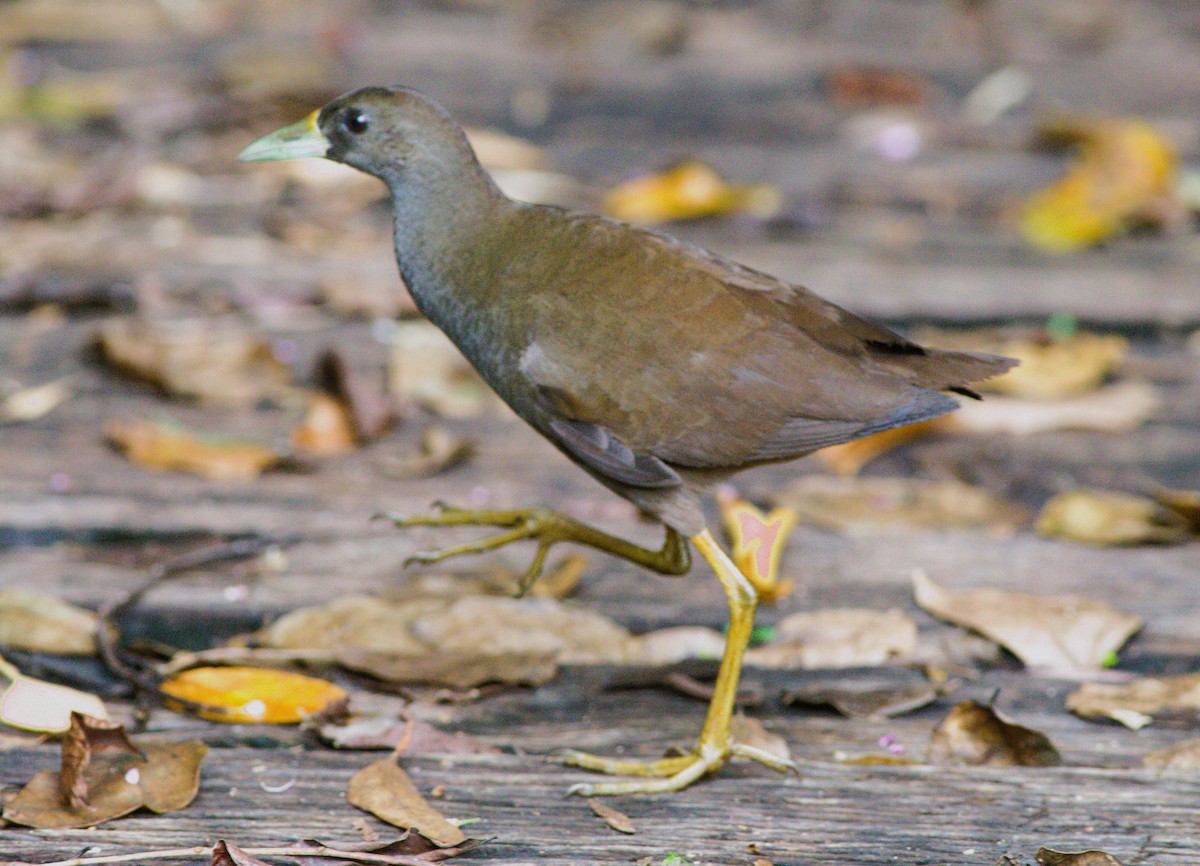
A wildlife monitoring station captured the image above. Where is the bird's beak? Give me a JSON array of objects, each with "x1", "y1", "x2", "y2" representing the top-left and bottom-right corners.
[{"x1": 238, "y1": 110, "x2": 329, "y2": 162}]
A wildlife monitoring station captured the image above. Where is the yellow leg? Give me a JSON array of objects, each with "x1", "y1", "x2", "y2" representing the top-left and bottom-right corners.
[{"x1": 555, "y1": 529, "x2": 796, "y2": 795}]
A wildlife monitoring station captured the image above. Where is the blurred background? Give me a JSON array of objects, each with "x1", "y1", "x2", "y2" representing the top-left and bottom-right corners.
[{"x1": 2, "y1": 0, "x2": 1200, "y2": 607}]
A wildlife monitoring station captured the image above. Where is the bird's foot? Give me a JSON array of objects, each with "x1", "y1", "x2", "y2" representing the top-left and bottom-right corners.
[
  {"x1": 381, "y1": 504, "x2": 572, "y2": 594},
  {"x1": 553, "y1": 739, "x2": 796, "y2": 796},
  {"x1": 380, "y1": 503, "x2": 691, "y2": 594}
]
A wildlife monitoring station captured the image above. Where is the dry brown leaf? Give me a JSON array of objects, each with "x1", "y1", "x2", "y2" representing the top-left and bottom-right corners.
[
  {"x1": 1036, "y1": 849, "x2": 1125, "y2": 866},
  {"x1": 1156, "y1": 488, "x2": 1200, "y2": 532},
  {"x1": 315, "y1": 349, "x2": 399, "y2": 443},
  {"x1": 1065, "y1": 674, "x2": 1200, "y2": 730},
  {"x1": 588, "y1": 799, "x2": 636, "y2": 834},
  {"x1": 346, "y1": 757, "x2": 466, "y2": 847},
  {"x1": 61, "y1": 712, "x2": 142, "y2": 809},
  {"x1": 339, "y1": 648, "x2": 559, "y2": 689},
  {"x1": 3, "y1": 733, "x2": 206, "y2": 829},
  {"x1": 913, "y1": 570, "x2": 1141, "y2": 672},
  {"x1": 746, "y1": 608, "x2": 917, "y2": 669},
  {"x1": 106, "y1": 419, "x2": 283, "y2": 481},
  {"x1": 928, "y1": 700, "x2": 1060, "y2": 767},
  {"x1": 379, "y1": 427, "x2": 476, "y2": 479},
  {"x1": 782, "y1": 682, "x2": 937, "y2": 719},
  {"x1": 1036, "y1": 489, "x2": 1192, "y2": 546},
  {"x1": 729, "y1": 715, "x2": 791, "y2": 765},
  {"x1": 603, "y1": 159, "x2": 780, "y2": 224},
  {"x1": 96, "y1": 317, "x2": 290, "y2": 405},
  {"x1": 773, "y1": 477, "x2": 1025, "y2": 535},
  {"x1": 388, "y1": 322, "x2": 493, "y2": 418},
  {"x1": 1142, "y1": 738, "x2": 1200, "y2": 771},
  {"x1": 0, "y1": 590, "x2": 97, "y2": 655},
  {"x1": 316, "y1": 709, "x2": 499, "y2": 755},
  {"x1": 160, "y1": 666, "x2": 347, "y2": 724},
  {"x1": 950, "y1": 381, "x2": 1161, "y2": 436}
]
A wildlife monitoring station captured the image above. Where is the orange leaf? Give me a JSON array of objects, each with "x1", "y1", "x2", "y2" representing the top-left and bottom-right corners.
[
  {"x1": 106, "y1": 419, "x2": 280, "y2": 481},
  {"x1": 160, "y1": 666, "x2": 347, "y2": 724},
  {"x1": 291, "y1": 392, "x2": 357, "y2": 455}
]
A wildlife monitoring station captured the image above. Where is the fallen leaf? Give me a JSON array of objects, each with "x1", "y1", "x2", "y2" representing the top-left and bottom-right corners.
[
  {"x1": 603, "y1": 159, "x2": 780, "y2": 224},
  {"x1": 1156, "y1": 488, "x2": 1200, "y2": 532},
  {"x1": 3, "y1": 733, "x2": 206, "y2": 829},
  {"x1": 745, "y1": 608, "x2": 917, "y2": 669},
  {"x1": 826, "y1": 65, "x2": 930, "y2": 107},
  {"x1": 388, "y1": 322, "x2": 493, "y2": 418},
  {"x1": 588, "y1": 798, "x2": 636, "y2": 834},
  {"x1": 839, "y1": 754, "x2": 920, "y2": 766},
  {"x1": 815, "y1": 418, "x2": 946, "y2": 476},
  {"x1": 928, "y1": 700, "x2": 1060, "y2": 767},
  {"x1": 1065, "y1": 674, "x2": 1200, "y2": 729},
  {"x1": 339, "y1": 649, "x2": 558, "y2": 690},
  {"x1": 718, "y1": 496, "x2": 796, "y2": 603},
  {"x1": 1036, "y1": 849, "x2": 1125, "y2": 866},
  {"x1": 316, "y1": 710, "x2": 499, "y2": 755},
  {"x1": 1036, "y1": 489, "x2": 1192, "y2": 546},
  {"x1": 0, "y1": 379, "x2": 71, "y2": 423},
  {"x1": 950, "y1": 381, "x2": 1161, "y2": 435},
  {"x1": 60, "y1": 712, "x2": 142, "y2": 809},
  {"x1": 378, "y1": 427, "x2": 476, "y2": 479},
  {"x1": 315, "y1": 349, "x2": 398, "y2": 443},
  {"x1": 292, "y1": 392, "x2": 358, "y2": 456},
  {"x1": 0, "y1": 589, "x2": 98, "y2": 655},
  {"x1": 212, "y1": 841, "x2": 272, "y2": 866},
  {"x1": 160, "y1": 666, "x2": 347, "y2": 724},
  {"x1": 96, "y1": 316, "x2": 290, "y2": 405},
  {"x1": 1021, "y1": 117, "x2": 1177, "y2": 252},
  {"x1": 346, "y1": 757, "x2": 466, "y2": 847},
  {"x1": 625, "y1": 626, "x2": 727, "y2": 666},
  {"x1": 772, "y1": 476, "x2": 1026, "y2": 535},
  {"x1": 729, "y1": 715, "x2": 791, "y2": 764},
  {"x1": 0, "y1": 654, "x2": 108, "y2": 733},
  {"x1": 782, "y1": 682, "x2": 937, "y2": 719},
  {"x1": 106, "y1": 419, "x2": 283, "y2": 481},
  {"x1": 913, "y1": 570, "x2": 1142, "y2": 672},
  {"x1": 288, "y1": 832, "x2": 478, "y2": 865},
  {"x1": 1142, "y1": 738, "x2": 1200, "y2": 771},
  {"x1": 917, "y1": 327, "x2": 1127, "y2": 400}
]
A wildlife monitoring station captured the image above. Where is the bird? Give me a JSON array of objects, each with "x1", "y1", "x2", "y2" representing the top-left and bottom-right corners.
[{"x1": 240, "y1": 86, "x2": 1016, "y2": 796}]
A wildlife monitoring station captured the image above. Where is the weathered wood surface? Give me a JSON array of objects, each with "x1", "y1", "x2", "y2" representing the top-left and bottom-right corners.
[{"x1": 3, "y1": 1, "x2": 1200, "y2": 864}]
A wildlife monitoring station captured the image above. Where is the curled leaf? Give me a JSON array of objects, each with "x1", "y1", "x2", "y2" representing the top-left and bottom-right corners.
[
  {"x1": 1021, "y1": 118, "x2": 1177, "y2": 252},
  {"x1": 928, "y1": 700, "x2": 1060, "y2": 767}
]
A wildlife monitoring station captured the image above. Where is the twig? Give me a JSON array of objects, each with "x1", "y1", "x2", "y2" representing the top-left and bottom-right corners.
[
  {"x1": 0, "y1": 840, "x2": 441, "y2": 866},
  {"x1": 95, "y1": 534, "x2": 303, "y2": 715},
  {"x1": 158, "y1": 646, "x2": 338, "y2": 677}
]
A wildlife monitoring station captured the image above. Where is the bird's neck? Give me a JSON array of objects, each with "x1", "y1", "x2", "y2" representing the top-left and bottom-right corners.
[{"x1": 387, "y1": 162, "x2": 507, "y2": 310}]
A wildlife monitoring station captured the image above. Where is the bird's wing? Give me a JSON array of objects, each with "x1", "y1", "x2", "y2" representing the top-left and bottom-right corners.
[{"x1": 509, "y1": 209, "x2": 1011, "y2": 473}]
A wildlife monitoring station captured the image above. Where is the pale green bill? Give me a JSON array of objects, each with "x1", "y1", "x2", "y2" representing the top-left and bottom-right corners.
[{"x1": 238, "y1": 110, "x2": 329, "y2": 162}]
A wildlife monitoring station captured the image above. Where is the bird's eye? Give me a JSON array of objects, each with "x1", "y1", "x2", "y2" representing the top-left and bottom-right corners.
[{"x1": 343, "y1": 110, "x2": 370, "y2": 135}]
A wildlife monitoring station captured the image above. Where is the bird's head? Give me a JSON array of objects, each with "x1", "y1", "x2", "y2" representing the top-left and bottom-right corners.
[{"x1": 238, "y1": 86, "x2": 479, "y2": 187}]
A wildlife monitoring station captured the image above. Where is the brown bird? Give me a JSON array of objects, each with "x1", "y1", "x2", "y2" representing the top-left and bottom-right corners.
[{"x1": 240, "y1": 87, "x2": 1015, "y2": 795}]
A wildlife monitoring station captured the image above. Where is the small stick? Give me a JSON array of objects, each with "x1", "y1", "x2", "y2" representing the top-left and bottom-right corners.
[{"x1": 0, "y1": 840, "x2": 439, "y2": 866}]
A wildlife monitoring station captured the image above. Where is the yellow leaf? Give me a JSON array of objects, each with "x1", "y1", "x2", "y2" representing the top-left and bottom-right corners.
[
  {"x1": 603, "y1": 159, "x2": 780, "y2": 224},
  {"x1": 106, "y1": 419, "x2": 281, "y2": 481},
  {"x1": 160, "y1": 666, "x2": 346, "y2": 724},
  {"x1": 1021, "y1": 118, "x2": 1177, "y2": 252}
]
